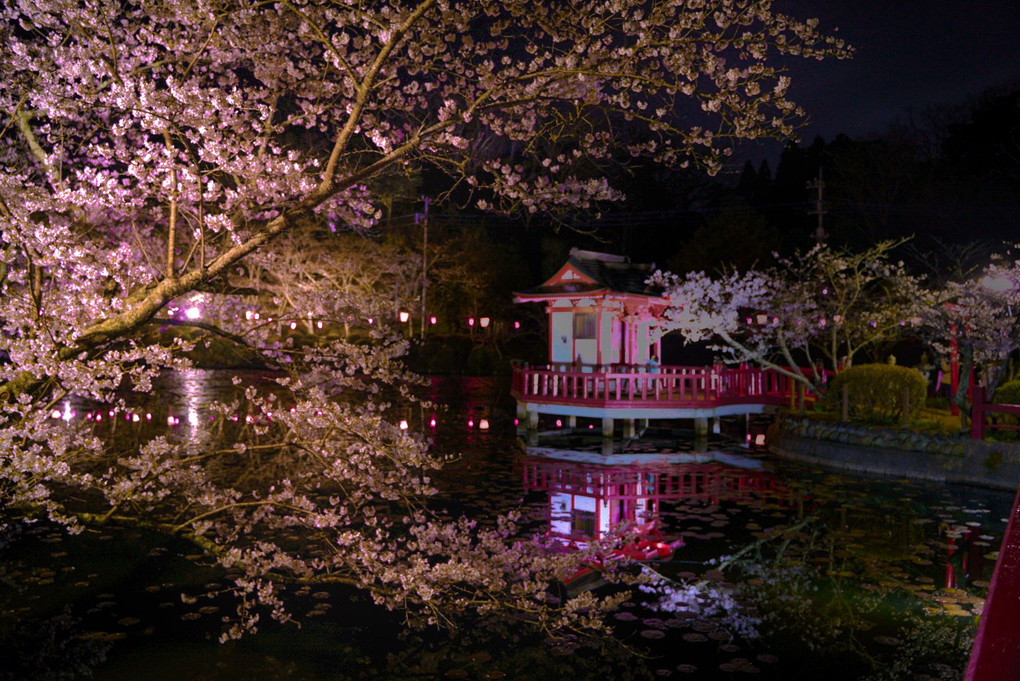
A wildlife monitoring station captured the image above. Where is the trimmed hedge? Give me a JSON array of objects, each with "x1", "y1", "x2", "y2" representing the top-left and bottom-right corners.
[
  {"x1": 993, "y1": 379, "x2": 1020, "y2": 405},
  {"x1": 828, "y1": 363, "x2": 927, "y2": 423}
]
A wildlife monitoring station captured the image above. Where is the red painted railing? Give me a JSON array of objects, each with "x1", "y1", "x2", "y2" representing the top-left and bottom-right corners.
[
  {"x1": 965, "y1": 484, "x2": 1020, "y2": 681},
  {"x1": 970, "y1": 387, "x2": 1020, "y2": 440},
  {"x1": 511, "y1": 363, "x2": 813, "y2": 410}
]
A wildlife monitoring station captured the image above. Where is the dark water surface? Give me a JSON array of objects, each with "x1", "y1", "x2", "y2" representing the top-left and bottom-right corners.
[{"x1": 1, "y1": 372, "x2": 1013, "y2": 680}]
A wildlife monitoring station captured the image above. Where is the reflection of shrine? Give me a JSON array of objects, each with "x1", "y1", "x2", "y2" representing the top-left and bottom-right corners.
[{"x1": 522, "y1": 453, "x2": 779, "y2": 543}]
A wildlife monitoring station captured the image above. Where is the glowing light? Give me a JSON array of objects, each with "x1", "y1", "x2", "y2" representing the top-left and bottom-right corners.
[
  {"x1": 399, "y1": 419, "x2": 409, "y2": 430},
  {"x1": 981, "y1": 275, "x2": 1013, "y2": 293},
  {"x1": 479, "y1": 317, "x2": 490, "y2": 328},
  {"x1": 145, "y1": 413, "x2": 152, "y2": 420},
  {"x1": 167, "y1": 415, "x2": 175, "y2": 426},
  {"x1": 185, "y1": 306, "x2": 201, "y2": 319},
  {"x1": 289, "y1": 321, "x2": 297, "y2": 330},
  {"x1": 513, "y1": 418, "x2": 519, "y2": 426},
  {"x1": 51, "y1": 409, "x2": 61, "y2": 419},
  {"x1": 755, "y1": 434, "x2": 766, "y2": 446},
  {"x1": 399, "y1": 310, "x2": 410, "y2": 323},
  {"x1": 316, "y1": 321, "x2": 323, "y2": 329},
  {"x1": 253, "y1": 312, "x2": 260, "y2": 320},
  {"x1": 95, "y1": 413, "x2": 102, "y2": 422},
  {"x1": 188, "y1": 409, "x2": 199, "y2": 426},
  {"x1": 429, "y1": 417, "x2": 437, "y2": 428},
  {"x1": 429, "y1": 316, "x2": 437, "y2": 325},
  {"x1": 756, "y1": 313, "x2": 769, "y2": 325},
  {"x1": 555, "y1": 419, "x2": 562, "y2": 428},
  {"x1": 468, "y1": 419, "x2": 474, "y2": 428},
  {"x1": 367, "y1": 317, "x2": 374, "y2": 325},
  {"x1": 513, "y1": 321, "x2": 520, "y2": 329},
  {"x1": 132, "y1": 414, "x2": 140, "y2": 422},
  {"x1": 245, "y1": 310, "x2": 254, "y2": 320},
  {"x1": 468, "y1": 317, "x2": 475, "y2": 327},
  {"x1": 588, "y1": 424, "x2": 594, "y2": 429},
  {"x1": 479, "y1": 419, "x2": 489, "y2": 430}
]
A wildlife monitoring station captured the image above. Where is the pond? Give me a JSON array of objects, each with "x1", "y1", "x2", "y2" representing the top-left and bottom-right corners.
[{"x1": 1, "y1": 372, "x2": 1013, "y2": 680}]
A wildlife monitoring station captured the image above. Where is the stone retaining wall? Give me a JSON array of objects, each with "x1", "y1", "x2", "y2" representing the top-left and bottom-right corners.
[{"x1": 769, "y1": 416, "x2": 1020, "y2": 491}]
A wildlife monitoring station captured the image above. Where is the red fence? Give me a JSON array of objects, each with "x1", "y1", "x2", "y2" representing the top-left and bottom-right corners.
[
  {"x1": 965, "y1": 484, "x2": 1020, "y2": 681},
  {"x1": 511, "y1": 363, "x2": 814, "y2": 410},
  {"x1": 971, "y1": 387, "x2": 1020, "y2": 440}
]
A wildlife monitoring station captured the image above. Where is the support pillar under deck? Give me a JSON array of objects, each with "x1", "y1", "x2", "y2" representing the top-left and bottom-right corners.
[
  {"x1": 526, "y1": 409, "x2": 539, "y2": 446},
  {"x1": 602, "y1": 416, "x2": 615, "y2": 455},
  {"x1": 694, "y1": 417, "x2": 709, "y2": 452}
]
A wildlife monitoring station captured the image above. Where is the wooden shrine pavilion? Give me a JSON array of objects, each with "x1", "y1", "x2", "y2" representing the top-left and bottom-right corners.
[{"x1": 511, "y1": 249, "x2": 806, "y2": 452}]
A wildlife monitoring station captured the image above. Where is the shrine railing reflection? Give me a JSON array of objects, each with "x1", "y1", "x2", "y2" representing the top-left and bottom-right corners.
[{"x1": 521, "y1": 453, "x2": 789, "y2": 544}]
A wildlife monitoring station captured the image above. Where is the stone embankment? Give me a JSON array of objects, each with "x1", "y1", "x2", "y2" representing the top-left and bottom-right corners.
[{"x1": 770, "y1": 416, "x2": 1020, "y2": 491}]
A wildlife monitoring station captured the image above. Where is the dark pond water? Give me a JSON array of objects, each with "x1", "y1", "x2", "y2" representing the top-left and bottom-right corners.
[{"x1": 1, "y1": 372, "x2": 1014, "y2": 680}]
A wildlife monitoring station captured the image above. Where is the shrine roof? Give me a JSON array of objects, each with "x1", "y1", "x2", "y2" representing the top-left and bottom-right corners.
[{"x1": 514, "y1": 248, "x2": 663, "y2": 301}]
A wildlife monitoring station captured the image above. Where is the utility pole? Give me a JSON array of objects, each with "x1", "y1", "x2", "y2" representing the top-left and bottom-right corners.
[
  {"x1": 807, "y1": 169, "x2": 828, "y2": 244},
  {"x1": 416, "y1": 197, "x2": 430, "y2": 340}
]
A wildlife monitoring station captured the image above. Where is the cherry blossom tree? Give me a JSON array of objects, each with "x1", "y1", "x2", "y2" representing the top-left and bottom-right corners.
[
  {"x1": 653, "y1": 241, "x2": 927, "y2": 393},
  {"x1": 918, "y1": 253, "x2": 1020, "y2": 411},
  {"x1": 1, "y1": 0, "x2": 849, "y2": 639}
]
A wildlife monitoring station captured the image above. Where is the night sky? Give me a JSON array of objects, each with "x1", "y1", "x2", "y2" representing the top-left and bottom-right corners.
[{"x1": 773, "y1": 0, "x2": 1019, "y2": 145}]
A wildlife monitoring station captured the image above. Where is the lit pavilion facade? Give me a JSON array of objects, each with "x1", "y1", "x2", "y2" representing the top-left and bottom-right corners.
[{"x1": 512, "y1": 248, "x2": 666, "y2": 370}]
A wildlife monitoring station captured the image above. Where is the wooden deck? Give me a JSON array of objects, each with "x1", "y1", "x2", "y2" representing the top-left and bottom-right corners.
[{"x1": 511, "y1": 363, "x2": 811, "y2": 417}]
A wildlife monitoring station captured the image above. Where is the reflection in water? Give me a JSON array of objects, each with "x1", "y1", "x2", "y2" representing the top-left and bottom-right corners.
[
  {"x1": 4, "y1": 374, "x2": 1015, "y2": 680},
  {"x1": 522, "y1": 452, "x2": 783, "y2": 543}
]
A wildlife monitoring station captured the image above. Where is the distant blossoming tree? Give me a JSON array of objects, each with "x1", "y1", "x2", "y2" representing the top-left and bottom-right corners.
[
  {"x1": 653, "y1": 241, "x2": 927, "y2": 393},
  {"x1": 0, "y1": 0, "x2": 849, "y2": 639},
  {"x1": 918, "y1": 253, "x2": 1020, "y2": 411}
]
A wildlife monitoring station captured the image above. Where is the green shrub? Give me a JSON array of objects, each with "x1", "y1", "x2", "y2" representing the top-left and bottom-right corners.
[
  {"x1": 828, "y1": 364, "x2": 927, "y2": 424},
  {"x1": 993, "y1": 379, "x2": 1020, "y2": 405}
]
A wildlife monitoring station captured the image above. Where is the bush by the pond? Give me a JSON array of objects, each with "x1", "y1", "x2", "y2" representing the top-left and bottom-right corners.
[
  {"x1": 993, "y1": 379, "x2": 1020, "y2": 405},
  {"x1": 828, "y1": 364, "x2": 926, "y2": 424}
]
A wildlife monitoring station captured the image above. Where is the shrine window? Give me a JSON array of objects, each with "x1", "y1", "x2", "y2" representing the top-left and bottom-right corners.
[{"x1": 573, "y1": 312, "x2": 596, "y2": 339}]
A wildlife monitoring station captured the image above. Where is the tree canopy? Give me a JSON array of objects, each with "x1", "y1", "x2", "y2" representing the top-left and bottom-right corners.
[{"x1": 0, "y1": 0, "x2": 849, "y2": 639}]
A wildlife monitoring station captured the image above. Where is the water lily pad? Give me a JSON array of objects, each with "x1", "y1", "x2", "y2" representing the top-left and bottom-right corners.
[
  {"x1": 641, "y1": 629, "x2": 666, "y2": 639},
  {"x1": 873, "y1": 636, "x2": 901, "y2": 646}
]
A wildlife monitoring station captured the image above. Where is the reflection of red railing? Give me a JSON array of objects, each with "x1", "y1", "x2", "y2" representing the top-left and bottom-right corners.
[
  {"x1": 511, "y1": 363, "x2": 814, "y2": 410},
  {"x1": 966, "y1": 484, "x2": 1020, "y2": 681},
  {"x1": 522, "y1": 458, "x2": 780, "y2": 505}
]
